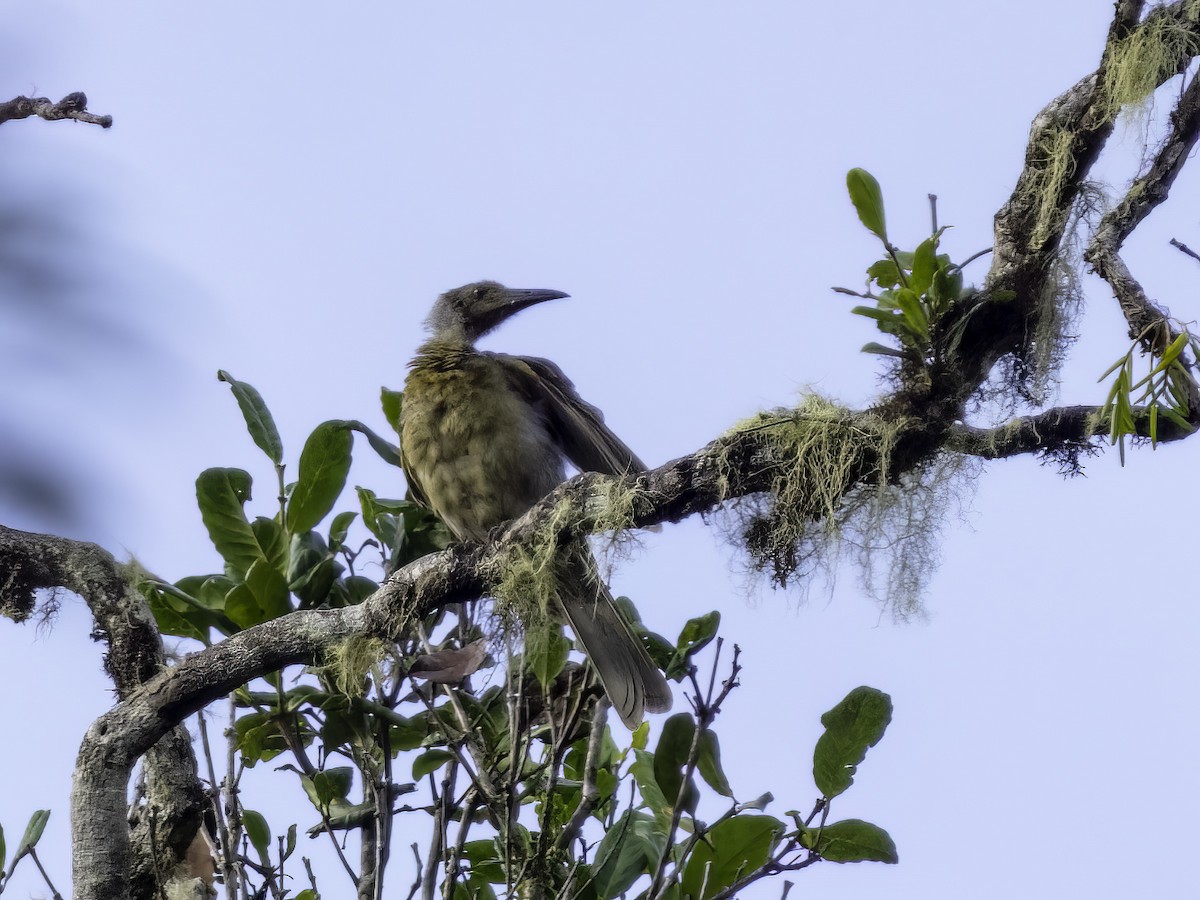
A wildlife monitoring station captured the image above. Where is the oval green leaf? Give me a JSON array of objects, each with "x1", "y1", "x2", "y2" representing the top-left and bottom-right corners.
[
  {"x1": 813, "y1": 686, "x2": 893, "y2": 799},
  {"x1": 847, "y1": 168, "x2": 887, "y2": 242},
  {"x1": 196, "y1": 468, "x2": 260, "y2": 579},
  {"x1": 241, "y1": 809, "x2": 271, "y2": 862},
  {"x1": 412, "y1": 749, "x2": 456, "y2": 781},
  {"x1": 680, "y1": 814, "x2": 783, "y2": 899},
  {"x1": 286, "y1": 421, "x2": 353, "y2": 534},
  {"x1": 810, "y1": 818, "x2": 898, "y2": 863}
]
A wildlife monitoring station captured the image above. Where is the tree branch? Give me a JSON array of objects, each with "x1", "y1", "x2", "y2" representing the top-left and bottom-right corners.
[
  {"x1": 0, "y1": 526, "x2": 204, "y2": 900},
  {"x1": 0, "y1": 93, "x2": 112, "y2": 128}
]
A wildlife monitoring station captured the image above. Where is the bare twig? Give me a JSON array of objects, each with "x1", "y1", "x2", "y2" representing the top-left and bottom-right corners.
[{"x1": 0, "y1": 92, "x2": 112, "y2": 128}]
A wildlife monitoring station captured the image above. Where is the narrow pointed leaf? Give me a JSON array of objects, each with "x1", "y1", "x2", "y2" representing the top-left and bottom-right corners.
[
  {"x1": 697, "y1": 729, "x2": 733, "y2": 797},
  {"x1": 861, "y1": 342, "x2": 910, "y2": 359},
  {"x1": 13, "y1": 809, "x2": 50, "y2": 862},
  {"x1": 217, "y1": 370, "x2": 283, "y2": 463},
  {"x1": 348, "y1": 420, "x2": 403, "y2": 468}
]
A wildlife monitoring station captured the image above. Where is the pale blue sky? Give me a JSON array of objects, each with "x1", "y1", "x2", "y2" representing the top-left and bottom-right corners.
[{"x1": 1, "y1": 2, "x2": 1197, "y2": 897}]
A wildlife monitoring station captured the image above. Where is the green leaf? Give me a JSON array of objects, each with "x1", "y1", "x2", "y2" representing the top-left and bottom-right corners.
[
  {"x1": 813, "y1": 686, "x2": 893, "y2": 799},
  {"x1": 413, "y1": 749, "x2": 456, "y2": 780},
  {"x1": 0, "y1": 821, "x2": 6, "y2": 872},
  {"x1": 13, "y1": 809, "x2": 50, "y2": 862},
  {"x1": 680, "y1": 815, "x2": 783, "y2": 900},
  {"x1": 931, "y1": 267, "x2": 963, "y2": 306},
  {"x1": 808, "y1": 818, "x2": 898, "y2": 863},
  {"x1": 850, "y1": 305, "x2": 901, "y2": 326},
  {"x1": 591, "y1": 811, "x2": 666, "y2": 898},
  {"x1": 894, "y1": 288, "x2": 929, "y2": 340},
  {"x1": 327, "y1": 510, "x2": 357, "y2": 551},
  {"x1": 861, "y1": 342, "x2": 911, "y2": 359},
  {"x1": 525, "y1": 622, "x2": 570, "y2": 687},
  {"x1": 251, "y1": 517, "x2": 288, "y2": 573},
  {"x1": 866, "y1": 258, "x2": 902, "y2": 288},
  {"x1": 697, "y1": 729, "x2": 733, "y2": 797},
  {"x1": 217, "y1": 370, "x2": 283, "y2": 464},
  {"x1": 235, "y1": 712, "x2": 290, "y2": 766},
  {"x1": 460, "y1": 840, "x2": 506, "y2": 884},
  {"x1": 286, "y1": 421, "x2": 353, "y2": 534},
  {"x1": 653, "y1": 713, "x2": 699, "y2": 815},
  {"x1": 846, "y1": 168, "x2": 887, "y2": 242},
  {"x1": 196, "y1": 468, "x2": 260, "y2": 579},
  {"x1": 673, "y1": 610, "x2": 720, "y2": 663},
  {"x1": 1153, "y1": 332, "x2": 1190, "y2": 373},
  {"x1": 143, "y1": 583, "x2": 211, "y2": 642},
  {"x1": 630, "y1": 749, "x2": 670, "y2": 827},
  {"x1": 309, "y1": 767, "x2": 354, "y2": 807},
  {"x1": 294, "y1": 891, "x2": 318, "y2": 900},
  {"x1": 283, "y1": 824, "x2": 297, "y2": 861},
  {"x1": 242, "y1": 809, "x2": 271, "y2": 863},
  {"x1": 226, "y1": 559, "x2": 291, "y2": 627},
  {"x1": 347, "y1": 419, "x2": 403, "y2": 468},
  {"x1": 909, "y1": 237, "x2": 938, "y2": 296},
  {"x1": 381, "y1": 386, "x2": 403, "y2": 434},
  {"x1": 287, "y1": 531, "x2": 343, "y2": 606}
]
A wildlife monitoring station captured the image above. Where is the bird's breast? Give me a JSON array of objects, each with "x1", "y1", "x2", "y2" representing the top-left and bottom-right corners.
[{"x1": 401, "y1": 357, "x2": 565, "y2": 541}]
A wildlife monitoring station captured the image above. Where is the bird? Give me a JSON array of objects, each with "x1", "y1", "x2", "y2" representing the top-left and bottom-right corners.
[{"x1": 399, "y1": 280, "x2": 672, "y2": 728}]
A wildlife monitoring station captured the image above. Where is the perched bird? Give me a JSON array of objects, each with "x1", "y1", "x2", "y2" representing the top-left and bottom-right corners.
[{"x1": 399, "y1": 281, "x2": 672, "y2": 728}]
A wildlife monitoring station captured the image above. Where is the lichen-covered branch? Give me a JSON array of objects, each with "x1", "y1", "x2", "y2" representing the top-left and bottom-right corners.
[
  {"x1": 1084, "y1": 67, "x2": 1200, "y2": 417},
  {"x1": 0, "y1": 526, "x2": 203, "y2": 900},
  {"x1": 948, "y1": 1, "x2": 1199, "y2": 398},
  {"x1": 0, "y1": 92, "x2": 112, "y2": 128}
]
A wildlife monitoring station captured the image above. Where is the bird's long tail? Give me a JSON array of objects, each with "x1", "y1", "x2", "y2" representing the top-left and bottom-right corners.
[{"x1": 557, "y1": 549, "x2": 672, "y2": 729}]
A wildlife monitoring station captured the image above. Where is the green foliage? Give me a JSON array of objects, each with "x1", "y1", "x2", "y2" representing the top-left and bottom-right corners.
[
  {"x1": 1099, "y1": 325, "x2": 1199, "y2": 464},
  {"x1": 801, "y1": 818, "x2": 898, "y2": 864},
  {"x1": 12, "y1": 809, "x2": 49, "y2": 865},
  {"x1": 286, "y1": 420, "x2": 354, "y2": 533},
  {"x1": 840, "y1": 168, "x2": 973, "y2": 367},
  {"x1": 680, "y1": 814, "x2": 784, "y2": 899},
  {"x1": 217, "y1": 369, "x2": 284, "y2": 464},
  {"x1": 813, "y1": 686, "x2": 893, "y2": 799}
]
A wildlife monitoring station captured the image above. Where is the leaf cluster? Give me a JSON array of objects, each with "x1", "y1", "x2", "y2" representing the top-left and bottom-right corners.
[{"x1": 1098, "y1": 325, "x2": 1199, "y2": 463}]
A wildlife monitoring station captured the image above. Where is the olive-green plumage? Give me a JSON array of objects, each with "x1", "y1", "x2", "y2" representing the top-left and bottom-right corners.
[{"x1": 400, "y1": 281, "x2": 672, "y2": 728}]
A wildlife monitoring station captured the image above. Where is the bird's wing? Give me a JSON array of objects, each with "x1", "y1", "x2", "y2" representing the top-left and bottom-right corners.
[
  {"x1": 398, "y1": 439, "x2": 434, "y2": 509},
  {"x1": 493, "y1": 353, "x2": 648, "y2": 476}
]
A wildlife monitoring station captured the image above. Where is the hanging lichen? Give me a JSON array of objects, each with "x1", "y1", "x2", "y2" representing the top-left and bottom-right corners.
[{"x1": 715, "y1": 394, "x2": 974, "y2": 618}]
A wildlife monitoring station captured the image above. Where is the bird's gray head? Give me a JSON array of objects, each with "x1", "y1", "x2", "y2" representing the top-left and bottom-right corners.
[{"x1": 425, "y1": 281, "x2": 569, "y2": 343}]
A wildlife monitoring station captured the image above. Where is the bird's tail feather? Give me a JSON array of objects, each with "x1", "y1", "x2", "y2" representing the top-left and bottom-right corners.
[{"x1": 558, "y1": 553, "x2": 672, "y2": 729}]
